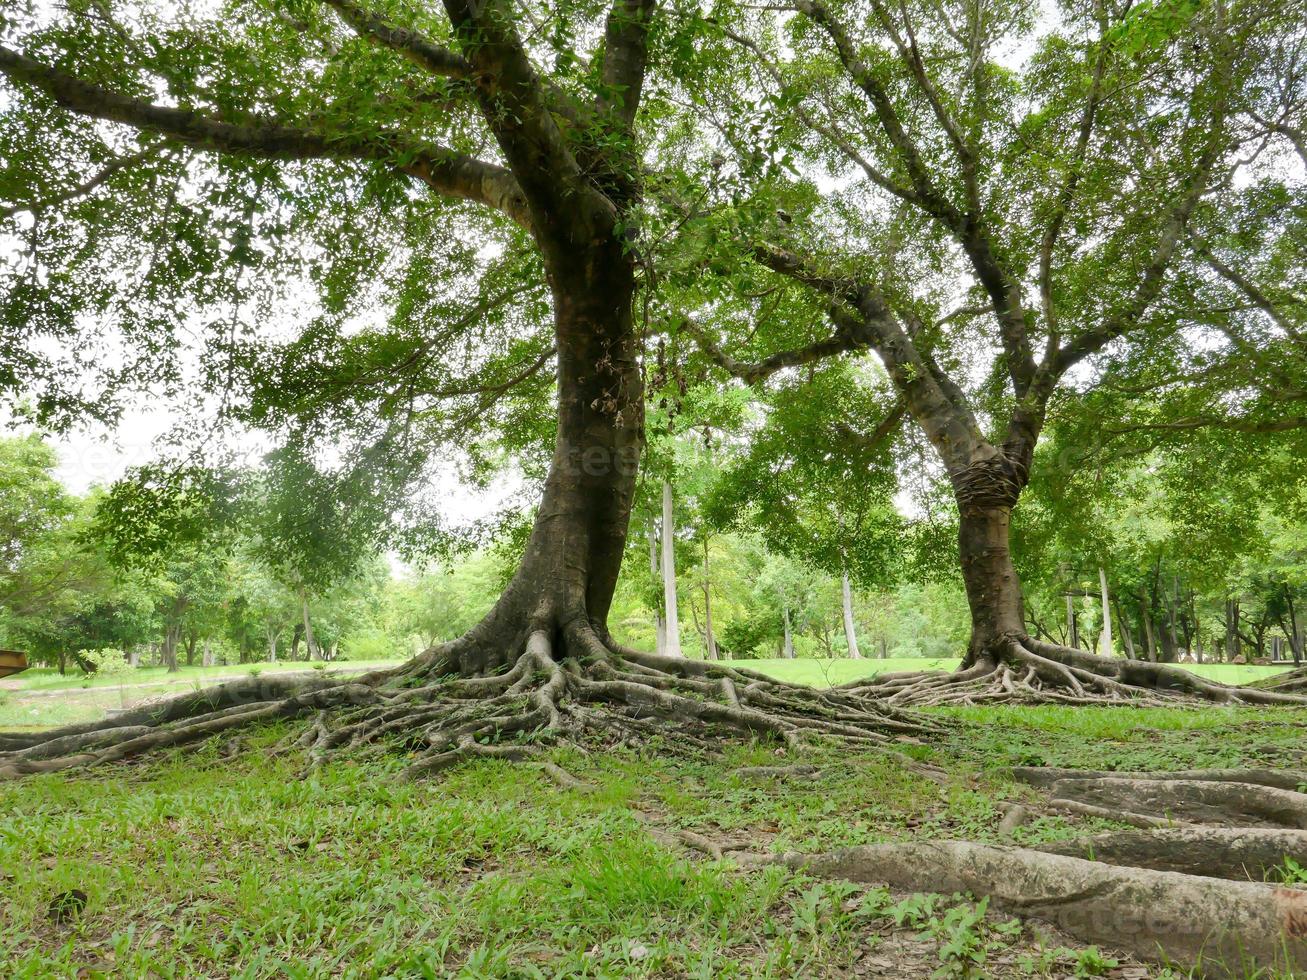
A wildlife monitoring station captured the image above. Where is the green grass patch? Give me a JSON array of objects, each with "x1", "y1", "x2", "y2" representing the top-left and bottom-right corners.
[
  {"x1": 728, "y1": 657, "x2": 1291, "y2": 689},
  {"x1": 6, "y1": 702, "x2": 1297, "y2": 976},
  {"x1": 7, "y1": 658, "x2": 406, "y2": 693}
]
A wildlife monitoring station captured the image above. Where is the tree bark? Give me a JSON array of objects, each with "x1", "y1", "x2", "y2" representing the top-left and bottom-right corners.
[
  {"x1": 660, "y1": 480, "x2": 682, "y2": 658},
  {"x1": 956, "y1": 499, "x2": 1026, "y2": 667},
  {"x1": 702, "y1": 535, "x2": 717, "y2": 661},
  {"x1": 299, "y1": 589, "x2": 319, "y2": 661},
  {"x1": 1098, "y1": 567, "x2": 1112, "y2": 657},
  {"x1": 649, "y1": 524, "x2": 666, "y2": 656},
  {"x1": 841, "y1": 571, "x2": 862, "y2": 659},
  {"x1": 1113, "y1": 595, "x2": 1135, "y2": 659},
  {"x1": 782, "y1": 606, "x2": 795, "y2": 659},
  {"x1": 267, "y1": 628, "x2": 279, "y2": 664}
]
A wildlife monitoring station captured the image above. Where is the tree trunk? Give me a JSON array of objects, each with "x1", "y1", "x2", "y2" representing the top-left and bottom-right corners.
[
  {"x1": 782, "y1": 607, "x2": 795, "y2": 659},
  {"x1": 185, "y1": 631, "x2": 199, "y2": 667},
  {"x1": 1142, "y1": 604, "x2": 1158, "y2": 662},
  {"x1": 702, "y1": 535, "x2": 717, "y2": 661},
  {"x1": 267, "y1": 629, "x2": 279, "y2": 664},
  {"x1": 300, "y1": 590, "x2": 319, "y2": 661},
  {"x1": 841, "y1": 571, "x2": 862, "y2": 660},
  {"x1": 660, "y1": 480, "x2": 682, "y2": 658},
  {"x1": 290, "y1": 624, "x2": 302, "y2": 662},
  {"x1": 201, "y1": 641, "x2": 214, "y2": 668},
  {"x1": 161, "y1": 623, "x2": 180, "y2": 674},
  {"x1": 1098, "y1": 567, "x2": 1113, "y2": 657},
  {"x1": 1289, "y1": 593, "x2": 1303, "y2": 667},
  {"x1": 649, "y1": 524, "x2": 666, "y2": 656},
  {"x1": 1066, "y1": 593, "x2": 1079, "y2": 651},
  {"x1": 436, "y1": 249, "x2": 645, "y2": 673},
  {"x1": 1113, "y1": 596, "x2": 1135, "y2": 659},
  {"x1": 956, "y1": 501, "x2": 1026, "y2": 667}
]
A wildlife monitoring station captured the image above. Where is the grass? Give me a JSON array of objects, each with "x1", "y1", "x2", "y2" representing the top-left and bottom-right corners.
[
  {"x1": 6, "y1": 658, "x2": 405, "y2": 693},
  {"x1": 726, "y1": 656, "x2": 1292, "y2": 687},
  {"x1": 9, "y1": 654, "x2": 1290, "y2": 695},
  {"x1": 4, "y1": 703, "x2": 1304, "y2": 977}
]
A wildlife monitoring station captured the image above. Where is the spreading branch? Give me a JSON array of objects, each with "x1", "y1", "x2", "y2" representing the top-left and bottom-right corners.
[{"x1": 0, "y1": 46, "x2": 532, "y2": 228}]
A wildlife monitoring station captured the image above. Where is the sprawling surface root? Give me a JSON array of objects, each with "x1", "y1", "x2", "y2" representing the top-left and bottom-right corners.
[
  {"x1": 769, "y1": 840, "x2": 1307, "y2": 979},
  {"x1": 839, "y1": 634, "x2": 1307, "y2": 706},
  {"x1": 1036, "y1": 826, "x2": 1307, "y2": 880},
  {"x1": 1014, "y1": 765, "x2": 1307, "y2": 829},
  {"x1": 0, "y1": 625, "x2": 942, "y2": 781}
]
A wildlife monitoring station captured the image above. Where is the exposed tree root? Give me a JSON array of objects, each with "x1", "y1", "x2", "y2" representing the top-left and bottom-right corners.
[
  {"x1": 1013, "y1": 765, "x2": 1307, "y2": 793},
  {"x1": 1017, "y1": 768, "x2": 1307, "y2": 829},
  {"x1": 1036, "y1": 827, "x2": 1307, "y2": 881},
  {"x1": 1250, "y1": 666, "x2": 1307, "y2": 694},
  {"x1": 769, "y1": 840, "x2": 1307, "y2": 978},
  {"x1": 839, "y1": 634, "x2": 1307, "y2": 706},
  {"x1": 0, "y1": 625, "x2": 943, "y2": 781}
]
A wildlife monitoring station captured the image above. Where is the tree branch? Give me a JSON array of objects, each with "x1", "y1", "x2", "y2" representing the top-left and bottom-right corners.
[
  {"x1": 596, "y1": 0, "x2": 658, "y2": 129},
  {"x1": 0, "y1": 145, "x2": 160, "y2": 220},
  {"x1": 794, "y1": 0, "x2": 1036, "y2": 396},
  {"x1": 319, "y1": 0, "x2": 473, "y2": 79},
  {"x1": 0, "y1": 46, "x2": 531, "y2": 228},
  {"x1": 682, "y1": 318, "x2": 866, "y2": 385}
]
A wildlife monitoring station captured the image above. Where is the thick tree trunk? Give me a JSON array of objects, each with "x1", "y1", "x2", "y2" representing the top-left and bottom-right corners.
[
  {"x1": 439, "y1": 248, "x2": 645, "y2": 673},
  {"x1": 841, "y1": 571, "x2": 862, "y2": 659},
  {"x1": 956, "y1": 502, "x2": 1026, "y2": 668},
  {"x1": 660, "y1": 480, "x2": 682, "y2": 658}
]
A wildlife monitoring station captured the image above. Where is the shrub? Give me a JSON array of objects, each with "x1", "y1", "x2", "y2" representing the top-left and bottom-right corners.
[{"x1": 77, "y1": 648, "x2": 133, "y2": 677}]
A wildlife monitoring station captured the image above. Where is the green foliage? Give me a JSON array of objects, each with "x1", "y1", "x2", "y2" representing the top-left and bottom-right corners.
[{"x1": 75, "y1": 647, "x2": 131, "y2": 677}]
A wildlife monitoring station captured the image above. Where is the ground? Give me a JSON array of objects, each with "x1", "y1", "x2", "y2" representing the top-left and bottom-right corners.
[{"x1": 4, "y1": 674, "x2": 1306, "y2": 978}]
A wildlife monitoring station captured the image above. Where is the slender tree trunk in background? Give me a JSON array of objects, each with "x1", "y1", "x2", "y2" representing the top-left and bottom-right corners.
[
  {"x1": 1196, "y1": 634, "x2": 1205, "y2": 664},
  {"x1": 201, "y1": 640, "x2": 213, "y2": 668},
  {"x1": 57, "y1": 650, "x2": 66, "y2": 675},
  {"x1": 879, "y1": 636, "x2": 888, "y2": 659},
  {"x1": 1113, "y1": 596, "x2": 1135, "y2": 659},
  {"x1": 782, "y1": 607, "x2": 795, "y2": 659},
  {"x1": 660, "y1": 480, "x2": 682, "y2": 658},
  {"x1": 1288, "y1": 593, "x2": 1302, "y2": 666},
  {"x1": 1225, "y1": 599, "x2": 1240, "y2": 661},
  {"x1": 1066, "y1": 594, "x2": 1080, "y2": 651},
  {"x1": 1098, "y1": 567, "x2": 1113, "y2": 657},
  {"x1": 185, "y1": 631, "x2": 199, "y2": 667},
  {"x1": 841, "y1": 571, "x2": 862, "y2": 660},
  {"x1": 300, "y1": 590, "x2": 319, "y2": 661},
  {"x1": 1142, "y1": 605, "x2": 1158, "y2": 662},
  {"x1": 1165, "y1": 581, "x2": 1182, "y2": 661},
  {"x1": 649, "y1": 525, "x2": 666, "y2": 657},
  {"x1": 290, "y1": 624, "x2": 303, "y2": 662},
  {"x1": 702, "y1": 536, "x2": 717, "y2": 661},
  {"x1": 268, "y1": 629, "x2": 279, "y2": 663},
  {"x1": 161, "y1": 623, "x2": 180, "y2": 673},
  {"x1": 128, "y1": 647, "x2": 139, "y2": 668}
]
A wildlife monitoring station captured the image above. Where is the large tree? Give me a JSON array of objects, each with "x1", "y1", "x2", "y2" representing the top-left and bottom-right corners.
[
  {"x1": 675, "y1": 0, "x2": 1307, "y2": 703},
  {"x1": 0, "y1": 0, "x2": 928, "y2": 778}
]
